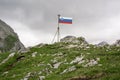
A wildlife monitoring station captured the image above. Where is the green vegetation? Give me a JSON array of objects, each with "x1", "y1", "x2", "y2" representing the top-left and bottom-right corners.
[
  {"x1": 4, "y1": 35, "x2": 18, "y2": 51},
  {"x1": 0, "y1": 42, "x2": 120, "y2": 80}
]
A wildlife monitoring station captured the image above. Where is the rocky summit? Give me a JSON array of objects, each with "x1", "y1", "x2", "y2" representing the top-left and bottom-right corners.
[
  {"x1": 60, "y1": 36, "x2": 88, "y2": 44},
  {"x1": 0, "y1": 19, "x2": 25, "y2": 52},
  {"x1": 114, "y1": 40, "x2": 120, "y2": 47},
  {"x1": 0, "y1": 35, "x2": 120, "y2": 80},
  {"x1": 97, "y1": 41, "x2": 109, "y2": 47}
]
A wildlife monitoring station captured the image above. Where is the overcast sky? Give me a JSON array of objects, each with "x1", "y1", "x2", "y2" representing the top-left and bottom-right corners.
[{"x1": 0, "y1": 0, "x2": 120, "y2": 47}]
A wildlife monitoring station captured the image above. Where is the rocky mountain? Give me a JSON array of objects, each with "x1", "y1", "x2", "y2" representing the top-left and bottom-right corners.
[
  {"x1": 0, "y1": 36, "x2": 120, "y2": 80},
  {"x1": 0, "y1": 19, "x2": 25, "y2": 52},
  {"x1": 114, "y1": 40, "x2": 120, "y2": 47},
  {"x1": 97, "y1": 41, "x2": 109, "y2": 47}
]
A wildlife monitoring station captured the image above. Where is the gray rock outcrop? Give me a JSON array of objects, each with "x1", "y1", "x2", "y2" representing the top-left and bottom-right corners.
[
  {"x1": 97, "y1": 41, "x2": 109, "y2": 47},
  {"x1": 0, "y1": 19, "x2": 25, "y2": 52},
  {"x1": 60, "y1": 35, "x2": 88, "y2": 45},
  {"x1": 114, "y1": 40, "x2": 120, "y2": 47},
  {"x1": 60, "y1": 36, "x2": 78, "y2": 43}
]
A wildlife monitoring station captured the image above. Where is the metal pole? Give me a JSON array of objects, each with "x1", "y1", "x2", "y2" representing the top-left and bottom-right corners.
[
  {"x1": 51, "y1": 30, "x2": 58, "y2": 43},
  {"x1": 57, "y1": 14, "x2": 60, "y2": 42}
]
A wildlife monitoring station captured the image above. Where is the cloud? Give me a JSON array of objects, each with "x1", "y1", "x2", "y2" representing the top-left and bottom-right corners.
[{"x1": 0, "y1": 0, "x2": 120, "y2": 46}]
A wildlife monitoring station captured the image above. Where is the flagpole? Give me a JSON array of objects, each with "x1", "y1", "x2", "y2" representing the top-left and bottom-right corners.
[
  {"x1": 57, "y1": 14, "x2": 60, "y2": 42},
  {"x1": 52, "y1": 15, "x2": 72, "y2": 43}
]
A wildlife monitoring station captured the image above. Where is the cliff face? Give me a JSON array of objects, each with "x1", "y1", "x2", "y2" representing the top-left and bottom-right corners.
[{"x1": 0, "y1": 19, "x2": 25, "y2": 52}]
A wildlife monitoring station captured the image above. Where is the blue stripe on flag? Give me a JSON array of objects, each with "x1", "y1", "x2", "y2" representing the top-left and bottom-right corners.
[{"x1": 59, "y1": 17, "x2": 72, "y2": 24}]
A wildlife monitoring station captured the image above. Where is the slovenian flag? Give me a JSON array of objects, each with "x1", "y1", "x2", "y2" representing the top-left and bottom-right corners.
[{"x1": 59, "y1": 17, "x2": 72, "y2": 24}]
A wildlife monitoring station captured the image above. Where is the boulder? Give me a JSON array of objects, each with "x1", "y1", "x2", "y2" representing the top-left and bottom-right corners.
[
  {"x1": 60, "y1": 36, "x2": 78, "y2": 43},
  {"x1": 60, "y1": 36, "x2": 88, "y2": 45}
]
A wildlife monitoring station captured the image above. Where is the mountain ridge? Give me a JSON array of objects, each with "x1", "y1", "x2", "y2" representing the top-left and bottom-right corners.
[{"x1": 0, "y1": 19, "x2": 25, "y2": 52}]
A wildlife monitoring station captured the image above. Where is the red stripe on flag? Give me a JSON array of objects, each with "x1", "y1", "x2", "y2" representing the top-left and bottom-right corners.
[{"x1": 59, "y1": 21, "x2": 72, "y2": 24}]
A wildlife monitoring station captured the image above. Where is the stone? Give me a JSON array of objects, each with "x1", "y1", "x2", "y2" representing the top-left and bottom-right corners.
[
  {"x1": 9, "y1": 52, "x2": 15, "y2": 57},
  {"x1": 66, "y1": 44, "x2": 78, "y2": 48},
  {"x1": 53, "y1": 52, "x2": 63, "y2": 57},
  {"x1": 70, "y1": 55, "x2": 84, "y2": 64},
  {"x1": 61, "y1": 66, "x2": 76, "y2": 74},
  {"x1": 83, "y1": 58, "x2": 100, "y2": 67},
  {"x1": 86, "y1": 53, "x2": 90, "y2": 54},
  {"x1": 0, "y1": 52, "x2": 15, "y2": 65},
  {"x1": 60, "y1": 36, "x2": 88, "y2": 48},
  {"x1": 51, "y1": 59, "x2": 57, "y2": 63},
  {"x1": 32, "y1": 52, "x2": 37, "y2": 57},
  {"x1": 23, "y1": 72, "x2": 31, "y2": 80},
  {"x1": 68, "y1": 66, "x2": 76, "y2": 72},
  {"x1": 2, "y1": 71, "x2": 8, "y2": 76},
  {"x1": 60, "y1": 36, "x2": 78, "y2": 43},
  {"x1": 61, "y1": 69, "x2": 67, "y2": 74},
  {"x1": 39, "y1": 76, "x2": 45, "y2": 80},
  {"x1": 53, "y1": 62, "x2": 62, "y2": 69},
  {"x1": 98, "y1": 64, "x2": 102, "y2": 66}
]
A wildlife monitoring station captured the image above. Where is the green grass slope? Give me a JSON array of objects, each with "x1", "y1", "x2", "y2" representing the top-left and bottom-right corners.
[{"x1": 0, "y1": 42, "x2": 120, "y2": 80}]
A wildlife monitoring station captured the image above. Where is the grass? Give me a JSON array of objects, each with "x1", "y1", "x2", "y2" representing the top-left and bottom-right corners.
[
  {"x1": 0, "y1": 42, "x2": 120, "y2": 80},
  {"x1": 0, "y1": 35, "x2": 18, "y2": 52}
]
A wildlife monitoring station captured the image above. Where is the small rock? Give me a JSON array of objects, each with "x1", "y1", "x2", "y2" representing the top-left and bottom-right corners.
[
  {"x1": 53, "y1": 52, "x2": 63, "y2": 57},
  {"x1": 66, "y1": 44, "x2": 78, "y2": 48},
  {"x1": 32, "y1": 52, "x2": 37, "y2": 57},
  {"x1": 2, "y1": 71, "x2": 8, "y2": 75},
  {"x1": 85, "y1": 46, "x2": 90, "y2": 49},
  {"x1": 0, "y1": 53, "x2": 15, "y2": 65},
  {"x1": 96, "y1": 58, "x2": 100, "y2": 61},
  {"x1": 42, "y1": 68, "x2": 52, "y2": 75},
  {"x1": 61, "y1": 66, "x2": 76, "y2": 74},
  {"x1": 39, "y1": 76, "x2": 45, "y2": 80},
  {"x1": 98, "y1": 64, "x2": 102, "y2": 66},
  {"x1": 23, "y1": 72, "x2": 31, "y2": 80},
  {"x1": 53, "y1": 62, "x2": 62, "y2": 69},
  {"x1": 78, "y1": 60, "x2": 85, "y2": 64},
  {"x1": 61, "y1": 69, "x2": 67, "y2": 74},
  {"x1": 39, "y1": 54, "x2": 42, "y2": 56},
  {"x1": 38, "y1": 63, "x2": 45, "y2": 67},
  {"x1": 57, "y1": 52, "x2": 63, "y2": 56},
  {"x1": 51, "y1": 59, "x2": 57, "y2": 63},
  {"x1": 70, "y1": 55, "x2": 84, "y2": 64},
  {"x1": 83, "y1": 59, "x2": 99, "y2": 67},
  {"x1": 38, "y1": 71, "x2": 42, "y2": 75},
  {"x1": 86, "y1": 53, "x2": 90, "y2": 54},
  {"x1": 68, "y1": 66, "x2": 76, "y2": 72},
  {"x1": 9, "y1": 52, "x2": 15, "y2": 57}
]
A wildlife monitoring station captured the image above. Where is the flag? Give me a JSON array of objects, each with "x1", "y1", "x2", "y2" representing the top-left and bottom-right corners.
[{"x1": 59, "y1": 17, "x2": 72, "y2": 24}]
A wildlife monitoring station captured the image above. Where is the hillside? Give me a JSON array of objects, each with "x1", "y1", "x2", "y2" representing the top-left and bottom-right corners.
[
  {"x1": 0, "y1": 19, "x2": 25, "y2": 52},
  {"x1": 0, "y1": 37, "x2": 120, "y2": 80}
]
